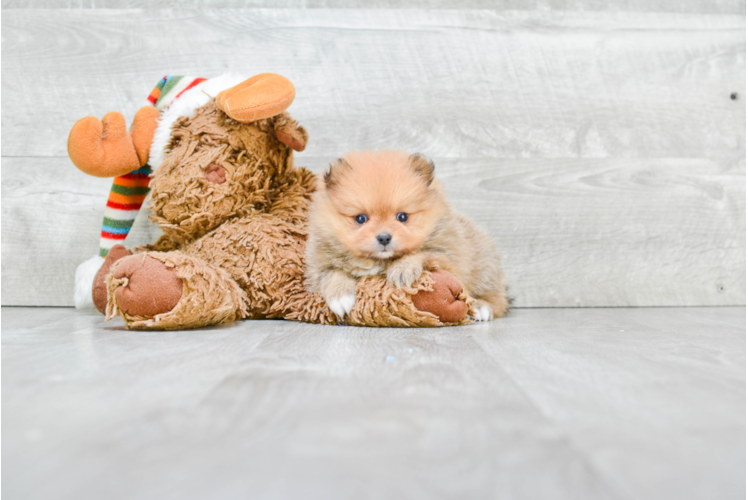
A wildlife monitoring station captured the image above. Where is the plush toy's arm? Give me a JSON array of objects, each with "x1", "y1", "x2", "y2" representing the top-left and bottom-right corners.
[
  {"x1": 411, "y1": 269, "x2": 472, "y2": 323},
  {"x1": 338, "y1": 270, "x2": 473, "y2": 327}
]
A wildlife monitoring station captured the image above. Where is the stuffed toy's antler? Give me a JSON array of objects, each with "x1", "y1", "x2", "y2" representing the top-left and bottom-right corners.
[
  {"x1": 68, "y1": 106, "x2": 160, "y2": 177},
  {"x1": 216, "y1": 73, "x2": 296, "y2": 123}
]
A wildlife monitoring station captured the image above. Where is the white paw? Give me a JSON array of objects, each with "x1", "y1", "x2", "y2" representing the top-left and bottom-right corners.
[
  {"x1": 387, "y1": 262, "x2": 423, "y2": 289},
  {"x1": 472, "y1": 305, "x2": 493, "y2": 322},
  {"x1": 327, "y1": 294, "x2": 356, "y2": 317}
]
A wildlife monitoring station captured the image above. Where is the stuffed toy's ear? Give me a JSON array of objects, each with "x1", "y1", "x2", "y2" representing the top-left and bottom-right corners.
[
  {"x1": 68, "y1": 106, "x2": 160, "y2": 178},
  {"x1": 215, "y1": 73, "x2": 295, "y2": 123},
  {"x1": 273, "y1": 112, "x2": 308, "y2": 152}
]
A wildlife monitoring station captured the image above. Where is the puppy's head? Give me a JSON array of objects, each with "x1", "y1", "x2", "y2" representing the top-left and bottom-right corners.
[{"x1": 314, "y1": 150, "x2": 447, "y2": 260}]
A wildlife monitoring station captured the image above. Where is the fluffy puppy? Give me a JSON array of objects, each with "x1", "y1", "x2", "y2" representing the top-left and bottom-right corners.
[{"x1": 305, "y1": 150, "x2": 508, "y2": 321}]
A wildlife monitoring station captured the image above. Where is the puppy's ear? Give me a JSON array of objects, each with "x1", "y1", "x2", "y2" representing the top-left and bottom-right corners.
[
  {"x1": 409, "y1": 153, "x2": 435, "y2": 185},
  {"x1": 324, "y1": 158, "x2": 351, "y2": 190}
]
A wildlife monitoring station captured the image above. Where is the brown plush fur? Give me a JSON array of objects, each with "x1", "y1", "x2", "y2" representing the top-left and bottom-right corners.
[
  {"x1": 103, "y1": 101, "x2": 475, "y2": 329},
  {"x1": 147, "y1": 102, "x2": 314, "y2": 248},
  {"x1": 107, "y1": 251, "x2": 247, "y2": 330},
  {"x1": 306, "y1": 150, "x2": 508, "y2": 321}
]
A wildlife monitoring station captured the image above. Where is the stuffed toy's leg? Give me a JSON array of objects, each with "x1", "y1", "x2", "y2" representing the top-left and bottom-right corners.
[
  {"x1": 351, "y1": 269, "x2": 475, "y2": 327},
  {"x1": 185, "y1": 214, "x2": 475, "y2": 327},
  {"x1": 105, "y1": 251, "x2": 248, "y2": 330}
]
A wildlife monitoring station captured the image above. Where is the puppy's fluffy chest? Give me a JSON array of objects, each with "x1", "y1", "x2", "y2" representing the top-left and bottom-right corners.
[{"x1": 348, "y1": 258, "x2": 387, "y2": 277}]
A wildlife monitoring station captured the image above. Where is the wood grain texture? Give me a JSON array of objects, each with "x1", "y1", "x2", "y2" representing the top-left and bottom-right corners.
[
  {"x1": 1, "y1": 7, "x2": 745, "y2": 306},
  {"x1": 2, "y1": 0, "x2": 745, "y2": 11},
  {"x1": 2, "y1": 306, "x2": 744, "y2": 500},
  {"x1": 3, "y1": 155, "x2": 743, "y2": 307},
  {"x1": 2, "y1": 9, "x2": 744, "y2": 159},
  {"x1": 471, "y1": 306, "x2": 746, "y2": 500},
  {"x1": 1, "y1": 158, "x2": 162, "y2": 306}
]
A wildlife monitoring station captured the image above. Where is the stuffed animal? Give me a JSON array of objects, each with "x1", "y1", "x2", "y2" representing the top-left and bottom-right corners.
[{"x1": 69, "y1": 73, "x2": 475, "y2": 330}]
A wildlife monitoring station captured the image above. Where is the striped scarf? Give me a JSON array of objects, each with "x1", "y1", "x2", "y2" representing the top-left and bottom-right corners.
[
  {"x1": 148, "y1": 75, "x2": 207, "y2": 110},
  {"x1": 99, "y1": 75, "x2": 206, "y2": 257}
]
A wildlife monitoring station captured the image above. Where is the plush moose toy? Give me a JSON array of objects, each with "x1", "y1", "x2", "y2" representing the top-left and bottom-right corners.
[{"x1": 69, "y1": 73, "x2": 475, "y2": 330}]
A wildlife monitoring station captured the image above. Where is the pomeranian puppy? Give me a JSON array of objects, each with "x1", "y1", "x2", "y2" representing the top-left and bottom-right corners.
[{"x1": 305, "y1": 150, "x2": 508, "y2": 321}]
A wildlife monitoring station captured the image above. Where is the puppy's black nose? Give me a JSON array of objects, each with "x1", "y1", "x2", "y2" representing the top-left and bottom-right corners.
[{"x1": 376, "y1": 233, "x2": 392, "y2": 246}]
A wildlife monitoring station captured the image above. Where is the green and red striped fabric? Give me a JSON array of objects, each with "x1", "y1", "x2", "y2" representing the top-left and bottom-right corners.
[
  {"x1": 99, "y1": 166, "x2": 152, "y2": 257},
  {"x1": 99, "y1": 75, "x2": 205, "y2": 257},
  {"x1": 148, "y1": 75, "x2": 207, "y2": 110}
]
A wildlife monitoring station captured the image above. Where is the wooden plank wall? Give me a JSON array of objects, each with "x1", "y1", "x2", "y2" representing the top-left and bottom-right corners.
[
  {"x1": 2, "y1": 2, "x2": 745, "y2": 307},
  {"x1": 2, "y1": 1, "x2": 746, "y2": 10}
]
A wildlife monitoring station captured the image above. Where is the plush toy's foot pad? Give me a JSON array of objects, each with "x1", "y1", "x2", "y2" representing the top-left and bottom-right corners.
[
  {"x1": 106, "y1": 251, "x2": 248, "y2": 330},
  {"x1": 92, "y1": 244, "x2": 132, "y2": 314},
  {"x1": 110, "y1": 254, "x2": 183, "y2": 317},
  {"x1": 411, "y1": 269, "x2": 470, "y2": 323}
]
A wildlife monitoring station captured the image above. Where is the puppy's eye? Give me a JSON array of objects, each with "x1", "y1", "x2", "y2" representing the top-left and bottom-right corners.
[
  {"x1": 397, "y1": 213, "x2": 409, "y2": 223},
  {"x1": 355, "y1": 214, "x2": 368, "y2": 225}
]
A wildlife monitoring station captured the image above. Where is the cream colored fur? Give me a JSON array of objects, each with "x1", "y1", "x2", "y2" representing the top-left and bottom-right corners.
[{"x1": 306, "y1": 151, "x2": 509, "y2": 320}]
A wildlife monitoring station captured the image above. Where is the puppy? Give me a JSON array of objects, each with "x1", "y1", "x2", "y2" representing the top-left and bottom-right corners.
[{"x1": 305, "y1": 150, "x2": 508, "y2": 321}]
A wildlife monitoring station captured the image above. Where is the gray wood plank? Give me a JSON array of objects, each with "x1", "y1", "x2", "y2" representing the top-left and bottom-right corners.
[
  {"x1": 1, "y1": 9, "x2": 744, "y2": 159},
  {"x1": 2, "y1": 306, "x2": 744, "y2": 500},
  {"x1": 445, "y1": 157, "x2": 746, "y2": 308},
  {"x1": 1, "y1": 157, "x2": 162, "y2": 306},
  {"x1": 2, "y1": 308, "x2": 618, "y2": 500},
  {"x1": 3, "y1": 155, "x2": 743, "y2": 307},
  {"x1": 472, "y1": 307, "x2": 746, "y2": 500},
  {"x1": 0, "y1": 306, "x2": 105, "y2": 334},
  {"x1": 1, "y1": 8, "x2": 744, "y2": 307},
  {"x1": 2, "y1": 0, "x2": 744, "y2": 11}
]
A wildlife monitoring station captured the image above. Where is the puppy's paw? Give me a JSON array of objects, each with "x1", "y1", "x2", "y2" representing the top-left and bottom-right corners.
[
  {"x1": 471, "y1": 305, "x2": 494, "y2": 322},
  {"x1": 326, "y1": 293, "x2": 356, "y2": 317},
  {"x1": 319, "y1": 271, "x2": 357, "y2": 317},
  {"x1": 387, "y1": 260, "x2": 423, "y2": 289}
]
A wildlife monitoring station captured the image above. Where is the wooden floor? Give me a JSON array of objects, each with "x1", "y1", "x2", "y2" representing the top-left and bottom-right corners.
[{"x1": 2, "y1": 306, "x2": 744, "y2": 500}]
